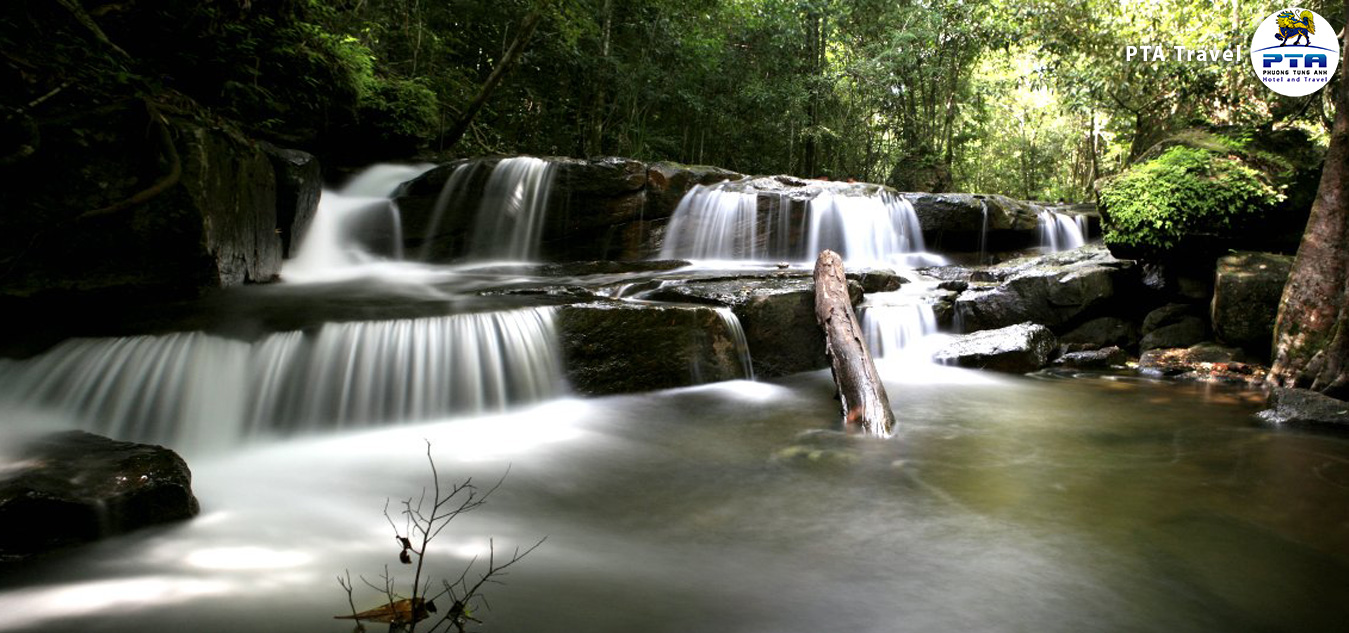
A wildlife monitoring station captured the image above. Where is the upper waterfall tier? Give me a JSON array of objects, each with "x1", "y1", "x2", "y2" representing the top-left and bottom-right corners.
[{"x1": 659, "y1": 177, "x2": 945, "y2": 267}]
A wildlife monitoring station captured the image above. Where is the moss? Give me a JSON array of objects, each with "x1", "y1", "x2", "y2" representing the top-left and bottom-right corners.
[{"x1": 1100, "y1": 145, "x2": 1284, "y2": 251}]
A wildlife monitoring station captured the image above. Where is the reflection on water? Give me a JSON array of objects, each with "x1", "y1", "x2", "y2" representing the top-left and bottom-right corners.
[{"x1": 1, "y1": 370, "x2": 1348, "y2": 633}]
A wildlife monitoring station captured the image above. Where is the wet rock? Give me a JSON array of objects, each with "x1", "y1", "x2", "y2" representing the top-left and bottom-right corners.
[
  {"x1": 848, "y1": 269, "x2": 908, "y2": 294},
  {"x1": 902, "y1": 193, "x2": 1041, "y2": 233},
  {"x1": 1258, "y1": 388, "x2": 1349, "y2": 430},
  {"x1": 933, "y1": 322, "x2": 1058, "y2": 373},
  {"x1": 953, "y1": 245, "x2": 1136, "y2": 333},
  {"x1": 937, "y1": 280, "x2": 969, "y2": 293},
  {"x1": 1053, "y1": 346, "x2": 1129, "y2": 369},
  {"x1": 0, "y1": 431, "x2": 199, "y2": 560},
  {"x1": 1211, "y1": 251, "x2": 1293, "y2": 359},
  {"x1": 260, "y1": 143, "x2": 321, "y2": 259},
  {"x1": 1137, "y1": 343, "x2": 1264, "y2": 385},
  {"x1": 555, "y1": 156, "x2": 647, "y2": 195},
  {"x1": 1060, "y1": 317, "x2": 1141, "y2": 350},
  {"x1": 639, "y1": 274, "x2": 862, "y2": 377},
  {"x1": 645, "y1": 161, "x2": 745, "y2": 220},
  {"x1": 554, "y1": 302, "x2": 750, "y2": 395}
]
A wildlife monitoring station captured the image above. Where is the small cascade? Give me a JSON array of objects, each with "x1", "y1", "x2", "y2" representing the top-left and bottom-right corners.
[
  {"x1": 283, "y1": 164, "x2": 433, "y2": 280},
  {"x1": 805, "y1": 190, "x2": 931, "y2": 267},
  {"x1": 660, "y1": 181, "x2": 941, "y2": 267},
  {"x1": 467, "y1": 157, "x2": 557, "y2": 261},
  {"x1": 859, "y1": 286, "x2": 941, "y2": 360},
  {"x1": 713, "y1": 307, "x2": 756, "y2": 380},
  {"x1": 658, "y1": 185, "x2": 766, "y2": 260},
  {"x1": 1038, "y1": 209, "x2": 1087, "y2": 252},
  {"x1": 0, "y1": 308, "x2": 566, "y2": 450},
  {"x1": 977, "y1": 199, "x2": 990, "y2": 265}
]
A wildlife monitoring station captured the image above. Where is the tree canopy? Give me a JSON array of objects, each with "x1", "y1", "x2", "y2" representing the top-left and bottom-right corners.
[{"x1": 2, "y1": 0, "x2": 1344, "y2": 198}]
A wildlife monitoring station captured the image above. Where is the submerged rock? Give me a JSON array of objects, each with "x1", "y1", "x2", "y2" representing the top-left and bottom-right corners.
[
  {"x1": 0, "y1": 431, "x2": 199, "y2": 560},
  {"x1": 554, "y1": 302, "x2": 751, "y2": 395},
  {"x1": 1211, "y1": 251, "x2": 1293, "y2": 359},
  {"x1": 1259, "y1": 388, "x2": 1349, "y2": 430},
  {"x1": 1137, "y1": 343, "x2": 1264, "y2": 385},
  {"x1": 934, "y1": 322, "x2": 1057, "y2": 373}
]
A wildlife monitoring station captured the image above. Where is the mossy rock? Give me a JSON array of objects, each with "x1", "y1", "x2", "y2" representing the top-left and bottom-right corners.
[{"x1": 1099, "y1": 127, "x2": 1321, "y2": 259}]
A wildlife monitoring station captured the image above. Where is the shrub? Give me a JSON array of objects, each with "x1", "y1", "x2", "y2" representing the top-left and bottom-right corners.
[{"x1": 1099, "y1": 145, "x2": 1283, "y2": 251}]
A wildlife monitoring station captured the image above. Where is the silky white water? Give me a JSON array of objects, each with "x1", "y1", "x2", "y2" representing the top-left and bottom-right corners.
[{"x1": 1, "y1": 370, "x2": 1345, "y2": 633}]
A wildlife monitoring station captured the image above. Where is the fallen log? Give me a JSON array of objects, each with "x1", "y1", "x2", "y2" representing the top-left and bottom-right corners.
[{"x1": 813, "y1": 249, "x2": 896, "y2": 437}]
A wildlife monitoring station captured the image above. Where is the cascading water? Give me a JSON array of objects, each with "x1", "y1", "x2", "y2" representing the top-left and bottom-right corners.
[
  {"x1": 859, "y1": 283, "x2": 943, "y2": 361},
  {"x1": 660, "y1": 181, "x2": 942, "y2": 267},
  {"x1": 714, "y1": 306, "x2": 755, "y2": 380},
  {"x1": 0, "y1": 308, "x2": 565, "y2": 450},
  {"x1": 282, "y1": 164, "x2": 433, "y2": 281},
  {"x1": 1038, "y1": 209, "x2": 1087, "y2": 252},
  {"x1": 467, "y1": 157, "x2": 557, "y2": 261},
  {"x1": 658, "y1": 184, "x2": 766, "y2": 260}
]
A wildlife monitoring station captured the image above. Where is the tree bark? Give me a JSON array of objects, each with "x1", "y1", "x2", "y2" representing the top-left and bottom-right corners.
[
  {"x1": 1269, "y1": 13, "x2": 1349, "y2": 399},
  {"x1": 813, "y1": 250, "x2": 896, "y2": 437},
  {"x1": 439, "y1": 9, "x2": 543, "y2": 152}
]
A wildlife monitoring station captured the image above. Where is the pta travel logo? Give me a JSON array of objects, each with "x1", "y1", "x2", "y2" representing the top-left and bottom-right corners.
[{"x1": 1249, "y1": 7, "x2": 1340, "y2": 97}]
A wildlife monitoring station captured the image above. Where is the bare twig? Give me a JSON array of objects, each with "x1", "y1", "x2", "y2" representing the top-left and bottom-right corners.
[{"x1": 344, "y1": 442, "x2": 540, "y2": 632}]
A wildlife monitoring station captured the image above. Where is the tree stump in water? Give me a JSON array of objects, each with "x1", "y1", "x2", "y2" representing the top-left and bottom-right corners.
[{"x1": 813, "y1": 249, "x2": 896, "y2": 437}]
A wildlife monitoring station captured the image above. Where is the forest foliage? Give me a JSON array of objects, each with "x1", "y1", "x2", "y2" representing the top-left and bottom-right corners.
[{"x1": 1, "y1": 0, "x2": 1344, "y2": 200}]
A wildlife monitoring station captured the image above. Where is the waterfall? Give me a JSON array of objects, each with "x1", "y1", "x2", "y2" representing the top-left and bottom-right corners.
[
  {"x1": 658, "y1": 185, "x2": 765, "y2": 260},
  {"x1": 805, "y1": 190, "x2": 931, "y2": 267},
  {"x1": 283, "y1": 164, "x2": 432, "y2": 281},
  {"x1": 859, "y1": 286, "x2": 941, "y2": 361},
  {"x1": 0, "y1": 308, "x2": 566, "y2": 450},
  {"x1": 1038, "y1": 209, "x2": 1087, "y2": 252},
  {"x1": 467, "y1": 157, "x2": 557, "y2": 261},
  {"x1": 660, "y1": 181, "x2": 941, "y2": 267},
  {"x1": 713, "y1": 307, "x2": 755, "y2": 380}
]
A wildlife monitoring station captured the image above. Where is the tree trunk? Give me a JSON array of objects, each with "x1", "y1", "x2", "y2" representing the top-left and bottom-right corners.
[
  {"x1": 439, "y1": 9, "x2": 543, "y2": 152},
  {"x1": 1269, "y1": 15, "x2": 1349, "y2": 399},
  {"x1": 813, "y1": 250, "x2": 896, "y2": 437}
]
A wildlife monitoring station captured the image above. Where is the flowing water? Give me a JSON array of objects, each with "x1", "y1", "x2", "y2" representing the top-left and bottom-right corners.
[
  {"x1": 1038, "y1": 209, "x2": 1087, "y2": 252},
  {"x1": 3, "y1": 164, "x2": 1348, "y2": 632},
  {"x1": 2, "y1": 371, "x2": 1347, "y2": 633},
  {"x1": 660, "y1": 181, "x2": 944, "y2": 267}
]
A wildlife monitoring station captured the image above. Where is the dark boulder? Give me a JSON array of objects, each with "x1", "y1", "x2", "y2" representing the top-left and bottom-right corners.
[
  {"x1": 1211, "y1": 251, "x2": 1293, "y2": 359},
  {"x1": 0, "y1": 105, "x2": 283, "y2": 301},
  {"x1": 554, "y1": 302, "x2": 751, "y2": 395},
  {"x1": 645, "y1": 161, "x2": 745, "y2": 220},
  {"x1": 933, "y1": 322, "x2": 1058, "y2": 373},
  {"x1": 260, "y1": 143, "x2": 321, "y2": 259},
  {"x1": 1060, "y1": 317, "x2": 1141, "y2": 350},
  {"x1": 0, "y1": 431, "x2": 199, "y2": 560},
  {"x1": 639, "y1": 273, "x2": 862, "y2": 377},
  {"x1": 1258, "y1": 388, "x2": 1349, "y2": 430},
  {"x1": 1140, "y1": 303, "x2": 1209, "y2": 351}
]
